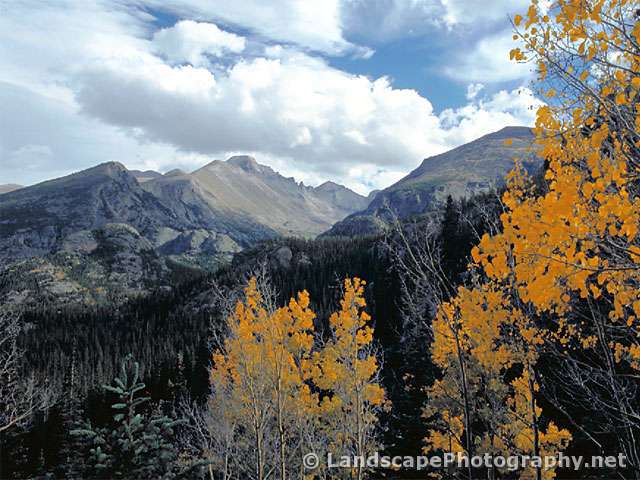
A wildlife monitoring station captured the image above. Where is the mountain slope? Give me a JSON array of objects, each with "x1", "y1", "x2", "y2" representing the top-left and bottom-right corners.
[
  {"x1": 313, "y1": 181, "x2": 370, "y2": 217},
  {"x1": 0, "y1": 184, "x2": 23, "y2": 195},
  {"x1": 325, "y1": 126, "x2": 541, "y2": 236},
  {"x1": 180, "y1": 155, "x2": 368, "y2": 237},
  {"x1": 0, "y1": 162, "x2": 187, "y2": 264},
  {"x1": 130, "y1": 170, "x2": 163, "y2": 183},
  {"x1": 0, "y1": 157, "x2": 368, "y2": 269}
]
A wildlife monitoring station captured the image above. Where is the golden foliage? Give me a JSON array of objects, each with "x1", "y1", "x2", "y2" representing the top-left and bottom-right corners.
[
  {"x1": 423, "y1": 0, "x2": 640, "y2": 476},
  {"x1": 209, "y1": 277, "x2": 386, "y2": 478}
]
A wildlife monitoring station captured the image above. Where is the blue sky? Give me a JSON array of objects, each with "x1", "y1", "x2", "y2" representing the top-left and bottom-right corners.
[{"x1": 0, "y1": 0, "x2": 542, "y2": 194}]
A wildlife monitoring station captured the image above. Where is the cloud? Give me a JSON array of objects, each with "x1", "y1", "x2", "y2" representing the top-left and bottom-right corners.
[
  {"x1": 152, "y1": 20, "x2": 246, "y2": 66},
  {"x1": 440, "y1": 86, "x2": 543, "y2": 144},
  {"x1": 340, "y1": 0, "x2": 444, "y2": 42},
  {"x1": 75, "y1": 44, "x2": 540, "y2": 189},
  {"x1": 143, "y1": 0, "x2": 360, "y2": 55},
  {"x1": 0, "y1": 0, "x2": 543, "y2": 193},
  {"x1": 466, "y1": 83, "x2": 484, "y2": 99},
  {"x1": 75, "y1": 50, "x2": 446, "y2": 180},
  {"x1": 444, "y1": 29, "x2": 532, "y2": 83},
  {"x1": 0, "y1": 80, "x2": 188, "y2": 183},
  {"x1": 440, "y1": 0, "x2": 529, "y2": 26},
  {"x1": 340, "y1": 0, "x2": 529, "y2": 42}
]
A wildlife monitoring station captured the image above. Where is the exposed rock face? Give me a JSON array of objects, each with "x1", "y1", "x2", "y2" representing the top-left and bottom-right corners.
[
  {"x1": 140, "y1": 169, "x2": 277, "y2": 249},
  {"x1": 0, "y1": 162, "x2": 190, "y2": 265},
  {"x1": 325, "y1": 126, "x2": 542, "y2": 236},
  {"x1": 0, "y1": 156, "x2": 367, "y2": 267},
  {"x1": 0, "y1": 223, "x2": 169, "y2": 309},
  {"x1": 163, "y1": 169, "x2": 187, "y2": 178},
  {"x1": 273, "y1": 246, "x2": 293, "y2": 268}
]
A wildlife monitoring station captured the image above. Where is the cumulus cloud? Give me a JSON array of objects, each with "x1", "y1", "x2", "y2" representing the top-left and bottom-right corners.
[
  {"x1": 444, "y1": 29, "x2": 532, "y2": 83},
  {"x1": 75, "y1": 51, "x2": 445, "y2": 179},
  {"x1": 152, "y1": 20, "x2": 246, "y2": 66},
  {"x1": 143, "y1": 0, "x2": 359, "y2": 55},
  {"x1": 74, "y1": 46, "x2": 540, "y2": 189},
  {"x1": 440, "y1": 87, "x2": 543, "y2": 144},
  {"x1": 0, "y1": 0, "x2": 543, "y2": 193},
  {"x1": 466, "y1": 83, "x2": 484, "y2": 100}
]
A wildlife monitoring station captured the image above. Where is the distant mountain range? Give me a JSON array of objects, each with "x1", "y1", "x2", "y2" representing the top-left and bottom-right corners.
[
  {"x1": 0, "y1": 156, "x2": 368, "y2": 268},
  {"x1": 324, "y1": 126, "x2": 541, "y2": 236},
  {"x1": 0, "y1": 127, "x2": 541, "y2": 308}
]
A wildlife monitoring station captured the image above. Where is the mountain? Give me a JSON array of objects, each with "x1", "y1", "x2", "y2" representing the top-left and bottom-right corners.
[
  {"x1": 325, "y1": 126, "x2": 541, "y2": 236},
  {"x1": 0, "y1": 162, "x2": 204, "y2": 264},
  {"x1": 130, "y1": 169, "x2": 163, "y2": 183},
  {"x1": 0, "y1": 156, "x2": 367, "y2": 275},
  {"x1": 0, "y1": 157, "x2": 366, "y2": 308},
  {"x1": 0, "y1": 184, "x2": 23, "y2": 195},
  {"x1": 169, "y1": 155, "x2": 369, "y2": 238},
  {"x1": 313, "y1": 181, "x2": 370, "y2": 217}
]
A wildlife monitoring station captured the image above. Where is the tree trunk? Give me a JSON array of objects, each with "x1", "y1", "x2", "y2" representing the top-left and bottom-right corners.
[
  {"x1": 453, "y1": 329, "x2": 474, "y2": 480},
  {"x1": 527, "y1": 366, "x2": 541, "y2": 480}
]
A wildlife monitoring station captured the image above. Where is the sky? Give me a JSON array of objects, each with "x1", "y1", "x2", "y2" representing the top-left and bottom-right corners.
[{"x1": 0, "y1": 0, "x2": 544, "y2": 194}]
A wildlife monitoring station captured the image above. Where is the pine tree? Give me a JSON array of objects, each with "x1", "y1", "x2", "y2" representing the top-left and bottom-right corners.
[
  {"x1": 72, "y1": 355, "x2": 185, "y2": 479},
  {"x1": 440, "y1": 195, "x2": 462, "y2": 281}
]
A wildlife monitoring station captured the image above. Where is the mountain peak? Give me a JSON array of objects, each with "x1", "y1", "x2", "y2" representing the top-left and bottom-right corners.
[
  {"x1": 131, "y1": 169, "x2": 162, "y2": 183},
  {"x1": 227, "y1": 155, "x2": 261, "y2": 172},
  {"x1": 324, "y1": 125, "x2": 542, "y2": 237},
  {"x1": 164, "y1": 168, "x2": 187, "y2": 177},
  {"x1": 487, "y1": 126, "x2": 533, "y2": 140},
  {"x1": 316, "y1": 181, "x2": 342, "y2": 191},
  {"x1": 84, "y1": 161, "x2": 128, "y2": 177}
]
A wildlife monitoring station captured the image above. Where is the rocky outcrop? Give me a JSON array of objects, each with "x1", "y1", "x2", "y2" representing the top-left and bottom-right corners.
[{"x1": 0, "y1": 223, "x2": 169, "y2": 309}]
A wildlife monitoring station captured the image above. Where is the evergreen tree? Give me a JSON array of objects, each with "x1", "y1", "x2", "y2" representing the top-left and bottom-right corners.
[
  {"x1": 72, "y1": 355, "x2": 186, "y2": 479},
  {"x1": 440, "y1": 195, "x2": 465, "y2": 283}
]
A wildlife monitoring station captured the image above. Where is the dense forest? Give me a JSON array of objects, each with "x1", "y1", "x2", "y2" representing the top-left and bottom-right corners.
[{"x1": 2, "y1": 1, "x2": 640, "y2": 479}]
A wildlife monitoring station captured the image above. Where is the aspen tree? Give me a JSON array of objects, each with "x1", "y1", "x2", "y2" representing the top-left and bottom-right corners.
[
  {"x1": 311, "y1": 278, "x2": 386, "y2": 480},
  {"x1": 425, "y1": 0, "x2": 640, "y2": 476}
]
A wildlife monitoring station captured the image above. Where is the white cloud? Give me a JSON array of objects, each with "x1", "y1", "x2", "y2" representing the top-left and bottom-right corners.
[
  {"x1": 440, "y1": 0, "x2": 529, "y2": 26},
  {"x1": 152, "y1": 20, "x2": 245, "y2": 66},
  {"x1": 75, "y1": 51, "x2": 446, "y2": 181},
  {"x1": 0, "y1": 0, "x2": 543, "y2": 193},
  {"x1": 0, "y1": 80, "x2": 188, "y2": 183},
  {"x1": 440, "y1": 87, "x2": 543, "y2": 144},
  {"x1": 143, "y1": 0, "x2": 358, "y2": 55},
  {"x1": 444, "y1": 29, "x2": 532, "y2": 83},
  {"x1": 466, "y1": 83, "x2": 484, "y2": 99}
]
